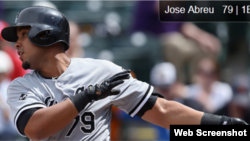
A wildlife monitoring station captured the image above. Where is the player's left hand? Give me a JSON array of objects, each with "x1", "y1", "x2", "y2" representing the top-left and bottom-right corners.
[
  {"x1": 201, "y1": 113, "x2": 249, "y2": 125},
  {"x1": 86, "y1": 70, "x2": 130, "y2": 101},
  {"x1": 222, "y1": 116, "x2": 249, "y2": 125}
]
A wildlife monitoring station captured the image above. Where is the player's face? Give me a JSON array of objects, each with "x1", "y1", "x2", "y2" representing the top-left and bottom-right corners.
[{"x1": 15, "y1": 27, "x2": 46, "y2": 70}]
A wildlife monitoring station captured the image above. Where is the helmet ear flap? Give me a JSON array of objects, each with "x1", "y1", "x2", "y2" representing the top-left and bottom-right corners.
[
  {"x1": 28, "y1": 26, "x2": 54, "y2": 47},
  {"x1": 35, "y1": 30, "x2": 51, "y2": 41}
]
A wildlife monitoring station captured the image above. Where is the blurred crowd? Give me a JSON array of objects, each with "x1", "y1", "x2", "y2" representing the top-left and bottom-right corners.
[
  {"x1": 0, "y1": 1, "x2": 250, "y2": 141},
  {"x1": 0, "y1": 20, "x2": 27, "y2": 140}
]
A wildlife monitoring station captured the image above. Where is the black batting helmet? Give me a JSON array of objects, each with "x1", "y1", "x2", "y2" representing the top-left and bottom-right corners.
[{"x1": 1, "y1": 6, "x2": 70, "y2": 50}]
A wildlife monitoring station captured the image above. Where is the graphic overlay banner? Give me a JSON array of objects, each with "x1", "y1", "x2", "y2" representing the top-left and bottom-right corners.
[
  {"x1": 159, "y1": 1, "x2": 250, "y2": 22},
  {"x1": 170, "y1": 125, "x2": 250, "y2": 141}
]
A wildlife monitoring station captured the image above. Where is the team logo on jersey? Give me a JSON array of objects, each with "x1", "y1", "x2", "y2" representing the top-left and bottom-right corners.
[
  {"x1": 19, "y1": 94, "x2": 27, "y2": 100},
  {"x1": 45, "y1": 97, "x2": 58, "y2": 107}
]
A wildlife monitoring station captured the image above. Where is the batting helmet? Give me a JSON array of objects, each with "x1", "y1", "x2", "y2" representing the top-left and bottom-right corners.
[{"x1": 1, "y1": 6, "x2": 70, "y2": 50}]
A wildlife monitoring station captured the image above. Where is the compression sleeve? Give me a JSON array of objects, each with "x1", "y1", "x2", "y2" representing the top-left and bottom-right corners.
[
  {"x1": 135, "y1": 92, "x2": 164, "y2": 118},
  {"x1": 17, "y1": 108, "x2": 41, "y2": 135}
]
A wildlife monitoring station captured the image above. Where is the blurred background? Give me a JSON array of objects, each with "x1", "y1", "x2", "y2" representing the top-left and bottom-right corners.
[{"x1": 0, "y1": 0, "x2": 250, "y2": 141}]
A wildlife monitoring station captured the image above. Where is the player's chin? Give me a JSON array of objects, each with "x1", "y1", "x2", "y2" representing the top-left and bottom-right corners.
[{"x1": 22, "y1": 61, "x2": 31, "y2": 70}]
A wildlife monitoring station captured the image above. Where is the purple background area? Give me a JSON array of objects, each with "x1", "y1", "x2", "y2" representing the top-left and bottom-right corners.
[{"x1": 131, "y1": 1, "x2": 183, "y2": 35}]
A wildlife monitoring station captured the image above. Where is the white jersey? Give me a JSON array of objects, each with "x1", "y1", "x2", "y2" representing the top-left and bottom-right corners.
[{"x1": 7, "y1": 58, "x2": 154, "y2": 141}]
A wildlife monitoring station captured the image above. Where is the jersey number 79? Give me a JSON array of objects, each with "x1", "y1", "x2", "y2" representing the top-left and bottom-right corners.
[{"x1": 65, "y1": 111, "x2": 95, "y2": 137}]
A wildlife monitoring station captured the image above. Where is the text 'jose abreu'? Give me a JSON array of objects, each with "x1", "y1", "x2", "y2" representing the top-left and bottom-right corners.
[{"x1": 159, "y1": 1, "x2": 250, "y2": 22}]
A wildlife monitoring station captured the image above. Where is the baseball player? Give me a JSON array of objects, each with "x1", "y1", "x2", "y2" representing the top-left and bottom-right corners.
[{"x1": 1, "y1": 6, "x2": 248, "y2": 141}]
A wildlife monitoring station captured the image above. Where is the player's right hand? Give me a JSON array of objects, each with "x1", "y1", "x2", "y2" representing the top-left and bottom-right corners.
[
  {"x1": 70, "y1": 70, "x2": 130, "y2": 112},
  {"x1": 85, "y1": 70, "x2": 130, "y2": 101}
]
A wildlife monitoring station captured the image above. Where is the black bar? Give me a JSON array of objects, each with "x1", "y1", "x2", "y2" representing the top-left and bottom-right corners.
[
  {"x1": 159, "y1": 1, "x2": 250, "y2": 22},
  {"x1": 170, "y1": 125, "x2": 250, "y2": 141}
]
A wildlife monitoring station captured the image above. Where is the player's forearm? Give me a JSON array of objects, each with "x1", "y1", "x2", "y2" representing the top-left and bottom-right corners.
[
  {"x1": 25, "y1": 99, "x2": 78, "y2": 140},
  {"x1": 142, "y1": 98, "x2": 203, "y2": 129},
  {"x1": 143, "y1": 98, "x2": 248, "y2": 128},
  {"x1": 160, "y1": 100, "x2": 203, "y2": 127}
]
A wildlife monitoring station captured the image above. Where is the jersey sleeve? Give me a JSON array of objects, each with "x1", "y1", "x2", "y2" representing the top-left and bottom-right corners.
[
  {"x1": 103, "y1": 60, "x2": 154, "y2": 117},
  {"x1": 7, "y1": 78, "x2": 46, "y2": 137}
]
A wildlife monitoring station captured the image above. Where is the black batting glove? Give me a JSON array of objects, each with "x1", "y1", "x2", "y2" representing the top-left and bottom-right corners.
[
  {"x1": 221, "y1": 116, "x2": 249, "y2": 125},
  {"x1": 201, "y1": 113, "x2": 249, "y2": 125},
  {"x1": 86, "y1": 70, "x2": 130, "y2": 101},
  {"x1": 70, "y1": 70, "x2": 130, "y2": 113}
]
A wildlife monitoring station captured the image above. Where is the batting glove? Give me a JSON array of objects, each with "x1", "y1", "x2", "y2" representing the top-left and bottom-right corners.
[
  {"x1": 70, "y1": 70, "x2": 130, "y2": 113},
  {"x1": 86, "y1": 70, "x2": 130, "y2": 101},
  {"x1": 201, "y1": 113, "x2": 249, "y2": 125}
]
